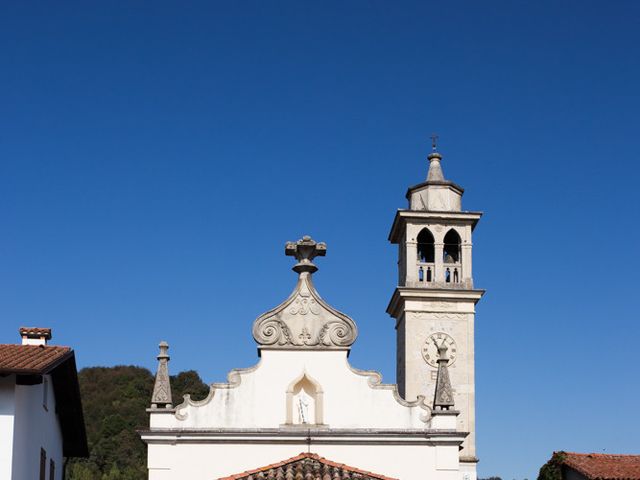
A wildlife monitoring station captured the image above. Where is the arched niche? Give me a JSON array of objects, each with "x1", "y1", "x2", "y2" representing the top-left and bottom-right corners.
[{"x1": 285, "y1": 372, "x2": 324, "y2": 425}]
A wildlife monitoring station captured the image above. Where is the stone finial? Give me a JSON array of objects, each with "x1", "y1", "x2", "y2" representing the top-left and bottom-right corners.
[
  {"x1": 426, "y1": 151, "x2": 445, "y2": 182},
  {"x1": 252, "y1": 236, "x2": 357, "y2": 350},
  {"x1": 285, "y1": 235, "x2": 327, "y2": 274},
  {"x1": 432, "y1": 339, "x2": 455, "y2": 410},
  {"x1": 151, "y1": 341, "x2": 173, "y2": 409}
]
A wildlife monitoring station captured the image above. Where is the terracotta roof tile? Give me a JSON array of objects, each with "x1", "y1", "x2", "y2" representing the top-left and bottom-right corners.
[
  {"x1": 217, "y1": 453, "x2": 397, "y2": 480},
  {"x1": 561, "y1": 452, "x2": 640, "y2": 480},
  {"x1": 0, "y1": 344, "x2": 72, "y2": 374},
  {"x1": 19, "y1": 326, "x2": 52, "y2": 339}
]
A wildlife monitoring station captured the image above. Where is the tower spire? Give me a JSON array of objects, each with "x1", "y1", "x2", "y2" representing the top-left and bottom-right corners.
[
  {"x1": 432, "y1": 339, "x2": 455, "y2": 410},
  {"x1": 151, "y1": 341, "x2": 173, "y2": 409},
  {"x1": 426, "y1": 134, "x2": 445, "y2": 182}
]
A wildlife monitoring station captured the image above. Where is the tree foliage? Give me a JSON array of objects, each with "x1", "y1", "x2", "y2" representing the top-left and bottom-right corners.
[
  {"x1": 537, "y1": 452, "x2": 567, "y2": 480},
  {"x1": 66, "y1": 366, "x2": 209, "y2": 480}
]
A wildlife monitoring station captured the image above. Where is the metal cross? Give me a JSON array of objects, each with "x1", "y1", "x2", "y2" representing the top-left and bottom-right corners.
[{"x1": 430, "y1": 133, "x2": 439, "y2": 152}]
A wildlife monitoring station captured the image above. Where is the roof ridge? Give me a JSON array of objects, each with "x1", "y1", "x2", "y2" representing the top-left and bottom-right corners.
[
  {"x1": 0, "y1": 343, "x2": 71, "y2": 349},
  {"x1": 564, "y1": 453, "x2": 640, "y2": 458},
  {"x1": 217, "y1": 452, "x2": 398, "y2": 480}
]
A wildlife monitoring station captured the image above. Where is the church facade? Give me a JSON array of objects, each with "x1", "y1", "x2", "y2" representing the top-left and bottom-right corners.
[{"x1": 140, "y1": 149, "x2": 484, "y2": 480}]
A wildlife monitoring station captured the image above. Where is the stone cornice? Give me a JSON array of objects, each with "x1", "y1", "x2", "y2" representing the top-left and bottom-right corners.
[
  {"x1": 406, "y1": 180, "x2": 465, "y2": 198},
  {"x1": 386, "y1": 287, "x2": 485, "y2": 320},
  {"x1": 139, "y1": 427, "x2": 468, "y2": 446}
]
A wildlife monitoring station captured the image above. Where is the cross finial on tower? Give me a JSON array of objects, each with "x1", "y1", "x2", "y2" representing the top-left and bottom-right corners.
[{"x1": 430, "y1": 133, "x2": 439, "y2": 152}]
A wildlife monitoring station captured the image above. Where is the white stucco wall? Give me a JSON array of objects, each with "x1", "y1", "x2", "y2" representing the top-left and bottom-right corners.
[
  {"x1": 0, "y1": 376, "x2": 16, "y2": 480},
  {"x1": 147, "y1": 441, "x2": 463, "y2": 480},
  {"x1": 10, "y1": 374, "x2": 64, "y2": 480},
  {"x1": 155, "y1": 350, "x2": 428, "y2": 430},
  {"x1": 146, "y1": 350, "x2": 467, "y2": 480}
]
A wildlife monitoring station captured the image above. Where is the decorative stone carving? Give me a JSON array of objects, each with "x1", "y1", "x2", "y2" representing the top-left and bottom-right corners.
[
  {"x1": 432, "y1": 338, "x2": 455, "y2": 410},
  {"x1": 151, "y1": 341, "x2": 173, "y2": 408},
  {"x1": 252, "y1": 236, "x2": 357, "y2": 349}
]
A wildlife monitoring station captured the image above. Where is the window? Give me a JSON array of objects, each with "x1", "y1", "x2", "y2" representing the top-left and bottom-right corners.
[
  {"x1": 49, "y1": 459, "x2": 55, "y2": 480},
  {"x1": 40, "y1": 448, "x2": 46, "y2": 480},
  {"x1": 417, "y1": 228, "x2": 435, "y2": 263}
]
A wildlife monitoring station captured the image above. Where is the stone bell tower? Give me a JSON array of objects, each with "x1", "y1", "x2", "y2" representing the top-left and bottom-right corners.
[{"x1": 386, "y1": 143, "x2": 484, "y2": 471}]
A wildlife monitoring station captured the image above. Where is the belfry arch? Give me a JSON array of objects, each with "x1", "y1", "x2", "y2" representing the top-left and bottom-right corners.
[
  {"x1": 443, "y1": 229, "x2": 461, "y2": 283},
  {"x1": 443, "y1": 229, "x2": 461, "y2": 263},
  {"x1": 417, "y1": 228, "x2": 435, "y2": 263},
  {"x1": 416, "y1": 228, "x2": 435, "y2": 283}
]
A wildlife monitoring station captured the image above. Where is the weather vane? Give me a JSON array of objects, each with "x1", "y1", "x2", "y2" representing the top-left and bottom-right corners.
[{"x1": 430, "y1": 133, "x2": 439, "y2": 152}]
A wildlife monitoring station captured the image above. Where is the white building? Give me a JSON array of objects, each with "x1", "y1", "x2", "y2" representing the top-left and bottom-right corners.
[
  {"x1": 0, "y1": 327, "x2": 88, "y2": 480},
  {"x1": 141, "y1": 148, "x2": 484, "y2": 480}
]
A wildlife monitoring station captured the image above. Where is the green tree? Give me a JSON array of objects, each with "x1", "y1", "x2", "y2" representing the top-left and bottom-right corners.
[
  {"x1": 66, "y1": 366, "x2": 208, "y2": 480},
  {"x1": 538, "y1": 452, "x2": 567, "y2": 480}
]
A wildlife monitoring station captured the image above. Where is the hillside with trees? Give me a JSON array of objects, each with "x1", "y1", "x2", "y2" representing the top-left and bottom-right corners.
[{"x1": 66, "y1": 366, "x2": 209, "y2": 480}]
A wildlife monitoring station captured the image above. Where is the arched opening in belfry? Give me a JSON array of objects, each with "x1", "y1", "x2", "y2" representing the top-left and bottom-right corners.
[
  {"x1": 443, "y1": 229, "x2": 461, "y2": 264},
  {"x1": 417, "y1": 228, "x2": 435, "y2": 263},
  {"x1": 285, "y1": 373, "x2": 323, "y2": 425}
]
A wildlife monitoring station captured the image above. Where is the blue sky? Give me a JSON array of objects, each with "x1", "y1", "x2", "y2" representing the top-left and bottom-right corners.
[{"x1": 1, "y1": 1, "x2": 639, "y2": 478}]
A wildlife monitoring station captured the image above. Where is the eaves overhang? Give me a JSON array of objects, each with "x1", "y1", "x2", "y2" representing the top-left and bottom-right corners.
[
  {"x1": 50, "y1": 353, "x2": 89, "y2": 458},
  {"x1": 405, "y1": 180, "x2": 465, "y2": 199}
]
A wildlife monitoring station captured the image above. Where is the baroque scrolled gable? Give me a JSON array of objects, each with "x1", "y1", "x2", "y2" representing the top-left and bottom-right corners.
[{"x1": 252, "y1": 236, "x2": 358, "y2": 350}]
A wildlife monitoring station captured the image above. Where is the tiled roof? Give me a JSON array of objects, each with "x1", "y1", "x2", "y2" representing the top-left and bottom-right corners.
[
  {"x1": 561, "y1": 452, "x2": 640, "y2": 480},
  {"x1": 217, "y1": 453, "x2": 397, "y2": 480},
  {"x1": 0, "y1": 344, "x2": 72, "y2": 374}
]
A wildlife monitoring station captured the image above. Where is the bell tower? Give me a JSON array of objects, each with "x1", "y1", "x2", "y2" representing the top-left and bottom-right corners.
[{"x1": 387, "y1": 144, "x2": 484, "y2": 473}]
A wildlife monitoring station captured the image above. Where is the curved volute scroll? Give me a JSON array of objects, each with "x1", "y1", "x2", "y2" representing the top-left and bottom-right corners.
[{"x1": 252, "y1": 236, "x2": 358, "y2": 350}]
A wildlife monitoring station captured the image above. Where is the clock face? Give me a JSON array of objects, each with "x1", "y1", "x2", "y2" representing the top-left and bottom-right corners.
[{"x1": 422, "y1": 332, "x2": 457, "y2": 367}]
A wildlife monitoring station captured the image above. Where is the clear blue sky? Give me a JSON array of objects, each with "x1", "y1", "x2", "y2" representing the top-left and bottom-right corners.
[{"x1": 1, "y1": 1, "x2": 639, "y2": 478}]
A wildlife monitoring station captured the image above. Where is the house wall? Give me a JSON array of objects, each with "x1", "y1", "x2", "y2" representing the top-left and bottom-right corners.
[
  {"x1": 12, "y1": 374, "x2": 64, "y2": 480},
  {"x1": 0, "y1": 376, "x2": 16, "y2": 480}
]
